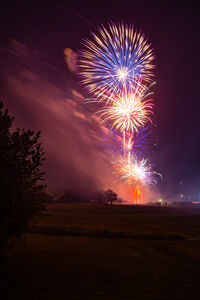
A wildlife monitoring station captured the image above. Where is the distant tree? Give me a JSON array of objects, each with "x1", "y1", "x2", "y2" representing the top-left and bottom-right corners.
[
  {"x1": 0, "y1": 102, "x2": 46, "y2": 245},
  {"x1": 104, "y1": 189, "x2": 118, "y2": 205}
]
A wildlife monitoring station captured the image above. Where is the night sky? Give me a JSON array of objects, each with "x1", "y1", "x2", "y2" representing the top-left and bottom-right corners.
[{"x1": 0, "y1": 1, "x2": 200, "y2": 200}]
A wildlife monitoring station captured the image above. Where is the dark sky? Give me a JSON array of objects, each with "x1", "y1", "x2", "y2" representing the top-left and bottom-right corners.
[{"x1": 0, "y1": 0, "x2": 200, "y2": 200}]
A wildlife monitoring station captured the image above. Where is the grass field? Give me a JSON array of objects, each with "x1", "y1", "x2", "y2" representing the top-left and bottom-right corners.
[{"x1": 1, "y1": 204, "x2": 200, "y2": 299}]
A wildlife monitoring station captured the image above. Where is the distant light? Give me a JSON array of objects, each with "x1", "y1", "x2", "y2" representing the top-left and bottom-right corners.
[
  {"x1": 180, "y1": 194, "x2": 184, "y2": 198},
  {"x1": 158, "y1": 198, "x2": 163, "y2": 202},
  {"x1": 179, "y1": 180, "x2": 183, "y2": 185}
]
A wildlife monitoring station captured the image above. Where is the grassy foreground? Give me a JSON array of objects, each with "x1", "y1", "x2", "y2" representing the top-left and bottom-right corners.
[{"x1": 1, "y1": 203, "x2": 200, "y2": 299}]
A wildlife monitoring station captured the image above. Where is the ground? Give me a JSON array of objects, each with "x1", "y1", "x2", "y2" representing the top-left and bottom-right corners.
[{"x1": 1, "y1": 203, "x2": 200, "y2": 299}]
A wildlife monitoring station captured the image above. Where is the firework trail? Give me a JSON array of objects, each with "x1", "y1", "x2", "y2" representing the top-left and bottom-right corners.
[
  {"x1": 101, "y1": 124, "x2": 152, "y2": 159},
  {"x1": 125, "y1": 126, "x2": 152, "y2": 160},
  {"x1": 79, "y1": 22, "x2": 155, "y2": 101}
]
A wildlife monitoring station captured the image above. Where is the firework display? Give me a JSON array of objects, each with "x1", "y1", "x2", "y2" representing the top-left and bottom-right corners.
[{"x1": 79, "y1": 22, "x2": 160, "y2": 203}]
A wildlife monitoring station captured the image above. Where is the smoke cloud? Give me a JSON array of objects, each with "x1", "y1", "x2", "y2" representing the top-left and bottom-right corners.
[{"x1": 0, "y1": 39, "x2": 115, "y2": 192}]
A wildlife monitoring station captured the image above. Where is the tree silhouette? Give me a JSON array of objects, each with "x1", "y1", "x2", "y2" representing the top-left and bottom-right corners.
[
  {"x1": 104, "y1": 189, "x2": 118, "y2": 205},
  {"x1": 0, "y1": 102, "x2": 46, "y2": 244}
]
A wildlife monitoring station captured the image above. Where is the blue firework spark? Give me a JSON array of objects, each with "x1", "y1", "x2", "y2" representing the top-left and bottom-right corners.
[
  {"x1": 131, "y1": 126, "x2": 152, "y2": 159},
  {"x1": 102, "y1": 122, "x2": 152, "y2": 159},
  {"x1": 79, "y1": 22, "x2": 155, "y2": 101}
]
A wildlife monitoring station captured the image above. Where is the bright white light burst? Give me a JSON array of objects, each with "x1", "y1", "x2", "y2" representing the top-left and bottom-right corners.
[
  {"x1": 118, "y1": 68, "x2": 128, "y2": 80},
  {"x1": 113, "y1": 155, "x2": 161, "y2": 185}
]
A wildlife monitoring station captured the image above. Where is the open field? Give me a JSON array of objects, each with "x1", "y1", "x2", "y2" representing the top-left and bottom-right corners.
[{"x1": 1, "y1": 204, "x2": 200, "y2": 299}]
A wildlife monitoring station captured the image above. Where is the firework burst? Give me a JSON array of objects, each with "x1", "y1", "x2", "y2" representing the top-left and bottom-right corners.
[
  {"x1": 114, "y1": 155, "x2": 160, "y2": 185},
  {"x1": 79, "y1": 22, "x2": 155, "y2": 100},
  {"x1": 98, "y1": 83, "x2": 154, "y2": 133}
]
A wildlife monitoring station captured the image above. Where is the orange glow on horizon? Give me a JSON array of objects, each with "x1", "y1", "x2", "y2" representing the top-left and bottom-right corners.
[
  {"x1": 133, "y1": 186, "x2": 141, "y2": 203},
  {"x1": 121, "y1": 184, "x2": 142, "y2": 204}
]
